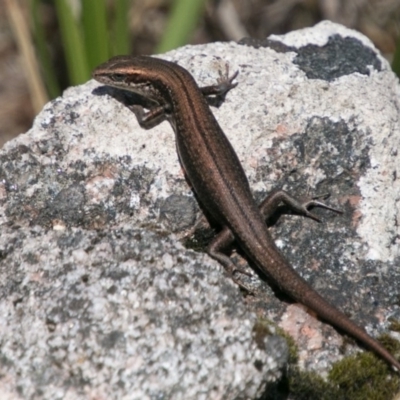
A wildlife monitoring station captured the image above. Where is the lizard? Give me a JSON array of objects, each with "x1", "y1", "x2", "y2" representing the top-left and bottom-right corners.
[{"x1": 92, "y1": 55, "x2": 400, "y2": 370}]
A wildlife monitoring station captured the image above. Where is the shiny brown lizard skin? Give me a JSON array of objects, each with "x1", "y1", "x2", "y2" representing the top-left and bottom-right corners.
[{"x1": 93, "y1": 55, "x2": 400, "y2": 370}]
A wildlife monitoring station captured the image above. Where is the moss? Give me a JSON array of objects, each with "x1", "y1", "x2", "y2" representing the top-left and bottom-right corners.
[
  {"x1": 286, "y1": 368, "x2": 336, "y2": 400},
  {"x1": 388, "y1": 318, "x2": 400, "y2": 334},
  {"x1": 376, "y1": 332, "x2": 400, "y2": 356},
  {"x1": 253, "y1": 318, "x2": 299, "y2": 364},
  {"x1": 328, "y1": 351, "x2": 399, "y2": 399},
  {"x1": 284, "y1": 334, "x2": 400, "y2": 400},
  {"x1": 255, "y1": 323, "x2": 400, "y2": 399}
]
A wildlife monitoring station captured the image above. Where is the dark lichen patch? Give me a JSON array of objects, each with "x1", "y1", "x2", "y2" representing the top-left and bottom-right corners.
[
  {"x1": 1, "y1": 150, "x2": 163, "y2": 229},
  {"x1": 39, "y1": 184, "x2": 86, "y2": 226},
  {"x1": 304, "y1": 117, "x2": 370, "y2": 173},
  {"x1": 294, "y1": 34, "x2": 381, "y2": 81},
  {"x1": 256, "y1": 116, "x2": 370, "y2": 194},
  {"x1": 239, "y1": 34, "x2": 381, "y2": 82},
  {"x1": 57, "y1": 230, "x2": 85, "y2": 249},
  {"x1": 159, "y1": 194, "x2": 198, "y2": 232},
  {"x1": 100, "y1": 330, "x2": 126, "y2": 350},
  {"x1": 183, "y1": 227, "x2": 216, "y2": 252},
  {"x1": 237, "y1": 37, "x2": 296, "y2": 54}
]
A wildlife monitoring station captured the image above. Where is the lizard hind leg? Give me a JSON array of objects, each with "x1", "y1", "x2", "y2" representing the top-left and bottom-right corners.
[
  {"x1": 207, "y1": 226, "x2": 254, "y2": 289},
  {"x1": 206, "y1": 189, "x2": 341, "y2": 287},
  {"x1": 258, "y1": 189, "x2": 342, "y2": 223}
]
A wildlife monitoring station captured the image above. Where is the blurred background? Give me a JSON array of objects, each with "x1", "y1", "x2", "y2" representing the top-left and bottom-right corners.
[{"x1": 1, "y1": 0, "x2": 400, "y2": 147}]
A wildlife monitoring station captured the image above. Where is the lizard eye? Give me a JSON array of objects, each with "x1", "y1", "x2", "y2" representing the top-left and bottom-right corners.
[{"x1": 112, "y1": 74, "x2": 125, "y2": 82}]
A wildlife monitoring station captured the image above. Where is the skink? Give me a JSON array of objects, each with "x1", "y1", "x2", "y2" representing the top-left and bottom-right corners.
[{"x1": 93, "y1": 55, "x2": 400, "y2": 370}]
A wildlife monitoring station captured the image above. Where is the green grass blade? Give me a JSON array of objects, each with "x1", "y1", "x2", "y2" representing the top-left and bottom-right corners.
[
  {"x1": 30, "y1": 0, "x2": 61, "y2": 98},
  {"x1": 82, "y1": 0, "x2": 110, "y2": 69},
  {"x1": 54, "y1": 0, "x2": 89, "y2": 85},
  {"x1": 392, "y1": 36, "x2": 400, "y2": 78},
  {"x1": 112, "y1": 0, "x2": 130, "y2": 55},
  {"x1": 156, "y1": 0, "x2": 206, "y2": 54}
]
